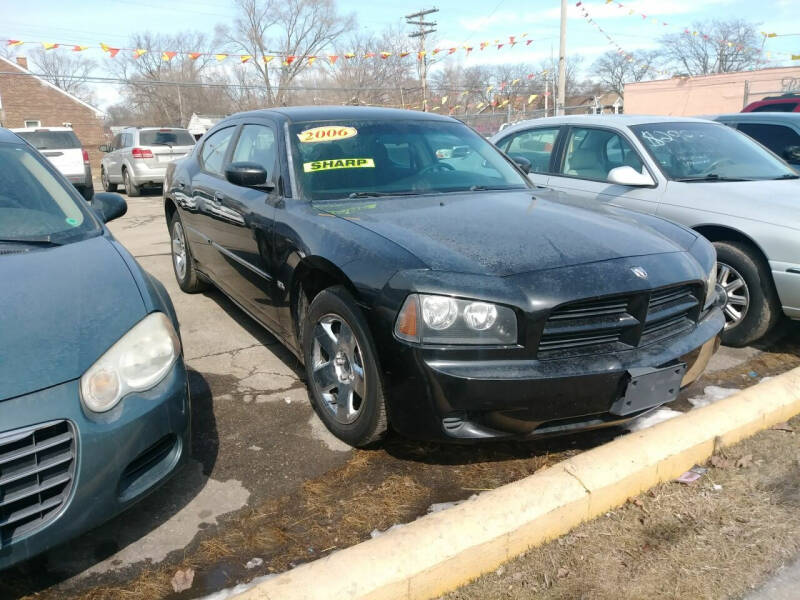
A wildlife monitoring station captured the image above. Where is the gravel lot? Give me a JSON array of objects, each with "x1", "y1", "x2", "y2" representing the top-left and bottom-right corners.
[{"x1": 2, "y1": 189, "x2": 797, "y2": 600}]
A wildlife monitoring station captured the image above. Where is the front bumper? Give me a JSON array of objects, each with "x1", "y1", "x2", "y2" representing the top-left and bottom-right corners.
[
  {"x1": 0, "y1": 361, "x2": 190, "y2": 569},
  {"x1": 380, "y1": 307, "x2": 724, "y2": 442}
]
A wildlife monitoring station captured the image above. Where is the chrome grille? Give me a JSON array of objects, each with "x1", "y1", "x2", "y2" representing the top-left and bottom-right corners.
[{"x1": 0, "y1": 421, "x2": 75, "y2": 547}]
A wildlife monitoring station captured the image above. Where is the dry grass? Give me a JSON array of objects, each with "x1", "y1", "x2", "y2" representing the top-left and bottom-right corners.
[{"x1": 443, "y1": 416, "x2": 800, "y2": 600}]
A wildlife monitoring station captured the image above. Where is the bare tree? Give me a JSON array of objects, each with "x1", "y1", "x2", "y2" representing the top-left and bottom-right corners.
[
  {"x1": 221, "y1": 0, "x2": 353, "y2": 106},
  {"x1": 659, "y1": 19, "x2": 763, "y2": 76},
  {"x1": 28, "y1": 47, "x2": 97, "y2": 104},
  {"x1": 591, "y1": 50, "x2": 659, "y2": 95}
]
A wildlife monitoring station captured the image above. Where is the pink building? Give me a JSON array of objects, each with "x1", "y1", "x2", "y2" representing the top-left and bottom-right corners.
[{"x1": 624, "y1": 66, "x2": 800, "y2": 116}]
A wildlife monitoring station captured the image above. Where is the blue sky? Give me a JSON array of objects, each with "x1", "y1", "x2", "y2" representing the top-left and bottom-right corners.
[{"x1": 3, "y1": 0, "x2": 799, "y2": 107}]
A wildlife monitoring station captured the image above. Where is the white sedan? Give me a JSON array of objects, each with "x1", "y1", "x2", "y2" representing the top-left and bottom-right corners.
[{"x1": 492, "y1": 115, "x2": 800, "y2": 346}]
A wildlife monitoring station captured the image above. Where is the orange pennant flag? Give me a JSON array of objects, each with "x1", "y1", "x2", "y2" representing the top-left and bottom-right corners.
[
  {"x1": 215, "y1": 53, "x2": 228, "y2": 61},
  {"x1": 464, "y1": 46, "x2": 473, "y2": 53},
  {"x1": 162, "y1": 51, "x2": 176, "y2": 61},
  {"x1": 285, "y1": 55, "x2": 296, "y2": 64},
  {"x1": 73, "y1": 45, "x2": 89, "y2": 52},
  {"x1": 448, "y1": 47, "x2": 457, "y2": 54},
  {"x1": 308, "y1": 56, "x2": 317, "y2": 65},
  {"x1": 526, "y1": 39, "x2": 533, "y2": 45},
  {"x1": 329, "y1": 55, "x2": 339, "y2": 63},
  {"x1": 417, "y1": 51, "x2": 426, "y2": 60},
  {"x1": 41, "y1": 42, "x2": 59, "y2": 50},
  {"x1": 344, "y1": 53, "x2": 355, "y2": 59},
  {"x1": 134, "y1": 48, "x2": 147, "y2": 58},
  {"x1": 432, "y1": 48, "x2": 441, "y2": 54},
  {"x1": 7, "y1": 40, "x2": 24, "y2": 47},
  {"x1": 380, "y1": 51, "x2": 391, "y2": 59},
  {"x1": 399, "y1": 51, "x2": 409, "y2": 58},
  {"x1": 497, "y1": 43, "x2": 504, "y2": 49},
  {"x1": 101, "y1": 43, "x2": 120, "y2": 57},
  {"x1": 480, "y1": 41, "x2": 488, "y2": 50},
  {"x1": 188, "y1": 52, "x2": 202, "y2": 60},
  {"x1": 241, "y1": 54, "x2": 252, "y2": 63},
  {"x1": 364, "y1": 52, "x2": 375, "y2": 58}
]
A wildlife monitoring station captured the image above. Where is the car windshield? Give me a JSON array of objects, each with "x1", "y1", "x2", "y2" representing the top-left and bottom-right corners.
[
  {"x1": 15, "y1": 130, "x2": 80, "y2": 150},
  {"x1": 0, "y1": 143, "x2": 100, "y2": 243},
  {"x1": 139, "y1": 129, "x2": 195, "y2": 146},
  {"x1": 289, "y1": 119, "x2": 529, "y2": 200},
  {"x1": 631, "y1": 122, "x2": 797, "y2": 181}
]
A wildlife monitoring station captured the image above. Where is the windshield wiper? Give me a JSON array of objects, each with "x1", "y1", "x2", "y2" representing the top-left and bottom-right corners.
[
  {"x1": 674, "y1": 173, "x2": 752, "y2": 182},
  {"x1": 0, "y1": 235, "x2": 61, "y2": 246},
  {"x1": 773, "y1": 173, "x2": 800, "y2": 180},
  {"x1": 347, "y1": 191, "x2": 420, "y2": 198},
  {"x1": 468, "y1": 185, "x2": 522, "y2": 191}
]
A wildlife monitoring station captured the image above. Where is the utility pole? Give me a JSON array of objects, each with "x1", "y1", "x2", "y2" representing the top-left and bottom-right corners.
[
  {"x1": 406, "y1": 7, "x2": 438, "y2": 111},
  {"x1": 557, "y1": 0, "x2": 567, "y2": 116}
]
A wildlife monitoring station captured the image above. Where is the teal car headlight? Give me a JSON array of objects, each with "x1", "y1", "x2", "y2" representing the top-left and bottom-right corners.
[{"x1": 80, "y1": 312, "x2": 181, "y2": 412}]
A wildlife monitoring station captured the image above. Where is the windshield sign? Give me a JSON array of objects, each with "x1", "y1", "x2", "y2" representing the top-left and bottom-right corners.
[
  {"x1": 631, "y1": 122, "x2": 797, "y2": 181},
  {"x1": 289, "y1": 120, "x2": 529, "y2": 200},
  {"x1": 0, "y1": 144, "x2": 100, "y2": 243}
]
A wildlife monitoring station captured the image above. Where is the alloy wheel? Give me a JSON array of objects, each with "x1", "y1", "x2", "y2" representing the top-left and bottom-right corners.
[
  {"x1": 101, "y1": 168, "x2": 108, "y2": 190},
  {"x1": 172, "y1": 221, "x2": 187, "y2": 280},
  {"x1": 717, "y1": 261, "x2": 750, "y2": 328},
  {"x1": 311, "y1": 314, "x2": 366, "y2": 425}
]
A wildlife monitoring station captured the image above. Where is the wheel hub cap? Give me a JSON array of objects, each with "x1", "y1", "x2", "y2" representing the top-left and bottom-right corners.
[
  {"x1": 172, "y1": 223, "x2": 187, "y2": 280},
  {"x1": 717, "y1": 261, "x2": 750, "y2": 329}
]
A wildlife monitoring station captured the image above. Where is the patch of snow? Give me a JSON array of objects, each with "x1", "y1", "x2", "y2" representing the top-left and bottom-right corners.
[
  {"x1": 245, "y1": 557, "x2": 264, "y2": 569},
  {"x1": 688, "y1": 386, "x2": 739, "y2": 409},
  {"x1": 426, "y1": 494, "x2": 478, "y2": 514},
  {"x1": 370, "y1": 524, "x2": 404, "y2": 538},
  {"x1": 626, "y1": 408, "x2": 683, "y2": 432},
  {"x1": 198, "y1": 574, "x2": 277, "y2": 600}
]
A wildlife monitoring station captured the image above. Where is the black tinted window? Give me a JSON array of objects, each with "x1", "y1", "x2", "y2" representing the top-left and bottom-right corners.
[
  {"x1": 139, "y1": 129, "x2": 195, "y2": 146},
  {"x1": 751, "y1": 103, "x2": 798, "y2": 113},
  {"x1": 737, "y1": 123, "x2": 800, "y2": 161},
  {"x1": 16, "y1": 131, "x2": 80, "y2": 150}
]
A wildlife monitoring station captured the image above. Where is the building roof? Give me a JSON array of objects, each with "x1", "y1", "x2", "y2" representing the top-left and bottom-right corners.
[{"x1": 0, "y1": 56, "x2": 105, "y2": 118}]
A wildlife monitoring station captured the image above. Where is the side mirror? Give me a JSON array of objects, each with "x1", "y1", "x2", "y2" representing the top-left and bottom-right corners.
[
  {"x1": 508, "y1": 154, "x2": 532, "y2": 174},
  {"x1": 99, "y1": 144, "x2": 111, "y2": 153},
  {"x1": 783, "y1": 145, "x2": 800, "y2": 163},
  {"x1": 91, "y1": 192, "x2": 127, "y2": 223},
  {"x1": 607, "y1": 165, "x2": 655, "y2": 187},
  {"x1": 225, "y1": 162, "x2": 274, "y2": 190}
]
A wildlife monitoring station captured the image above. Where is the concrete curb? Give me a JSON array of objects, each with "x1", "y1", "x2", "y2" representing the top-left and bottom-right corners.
[{"x1": 232, "y1": 366, "x2": 800, "y2": 600}]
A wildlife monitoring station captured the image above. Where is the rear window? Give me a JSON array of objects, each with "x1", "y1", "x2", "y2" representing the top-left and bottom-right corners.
[
  {"x1": 139, "y1": 129, "x2": 195, "y2": 146},
  {"x1": 16, "y1": 130, "x2": 80, "y2": 150},
  {"x1": 750, "y1": 102, "x2": 799, "y2": 113}
]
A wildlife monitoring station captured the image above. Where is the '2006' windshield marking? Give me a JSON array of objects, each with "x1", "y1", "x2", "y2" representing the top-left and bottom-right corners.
[
  {"x1": 298, "y1": 126, "x2": 358, "y2": 143},
  {"x1": 303, "y1": 158, "x2": 375, "y2": 172}
]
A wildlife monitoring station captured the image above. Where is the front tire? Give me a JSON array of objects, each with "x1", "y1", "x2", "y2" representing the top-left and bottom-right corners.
[
  {"x1": 302, "y1": 286, "x2": 387, "y2": 447},
  {"x1": 169, "y1": 212, "x2": 207, "y2": 293},
  {"x1": 714, "y1": 241, "x2": 780, "y2": 347},
  {"x1": 123, "y1": 169, "x2": 141, "y2": 197},
  {"x1": 101, "y1": 167, "x2": 116, "y2": 192}
]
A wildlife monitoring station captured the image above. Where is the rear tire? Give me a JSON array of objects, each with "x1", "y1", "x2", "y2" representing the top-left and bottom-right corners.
[
  {"x1": 123, "y1": 169, "x2": 141, "y2": 197},
  {"x1": 714, "y1": 241, "x2": 780, "y2": 347},
  {"x1": 101, "y1": 167, "x2": 116, "y2": 192},
  {"x1": 169, "y1": 211, "x2": 207, "y2": 293},
  {"x1": 302, "y1": 286, "x2": 387, "y2": 448}
]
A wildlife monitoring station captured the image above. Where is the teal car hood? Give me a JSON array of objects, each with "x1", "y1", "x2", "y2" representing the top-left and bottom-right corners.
[{"x1": 0, "y1": 235, "x2": 146, "y2": 402}]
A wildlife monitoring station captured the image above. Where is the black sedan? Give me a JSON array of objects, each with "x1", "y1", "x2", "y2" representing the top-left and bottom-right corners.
[{"x1": 164, "y1": 106, "x2": 725, "y2": 447}]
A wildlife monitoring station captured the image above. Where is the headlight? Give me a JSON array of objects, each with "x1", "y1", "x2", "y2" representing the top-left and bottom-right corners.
[
  {"x1": 394, "y1": 293, "x2": 517, "y2": 345},
  {"x1": 705, "y1": 264, "x2": 717, "y2": 308},
  {"x1": 80, "y1": 313, "x2": 181, "y2": 412}
]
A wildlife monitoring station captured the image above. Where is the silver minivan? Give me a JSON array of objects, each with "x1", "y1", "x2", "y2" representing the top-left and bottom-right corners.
[{"x1": 100, "y1": 127, "x2": 195, "y2": 196}]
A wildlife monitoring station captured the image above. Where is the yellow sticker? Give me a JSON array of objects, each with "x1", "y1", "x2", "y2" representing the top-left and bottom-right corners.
[
  {"x1": 298, "y1": 126, "x2": 358, "y2": 143},
  {"x1": 303, "y1": 158, "x2": 375, "y2": 173}
]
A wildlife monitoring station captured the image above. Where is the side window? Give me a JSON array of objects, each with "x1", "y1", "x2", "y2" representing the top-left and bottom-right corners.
[
  {"x1": 201, "y1": 127, "x2": 236, "y2": 176},
  {"x1": 737, "y1": 123, "x2": 800, "y2": 161},
  {"x1": 124, "y1": 133, "x2": 133, "y2": 148},
  {"x1": 501, "y1": 128, "x2": 559, "y2": 173},
  {"x1": 562, "y1": 128, "x2": 643, "y2": 181},
  {"x1": 231, "y1": 124, "x2": 276, "y2": 173},
  {"x1": 111, "y1": 134, "x2": 123, "y2": 150}
]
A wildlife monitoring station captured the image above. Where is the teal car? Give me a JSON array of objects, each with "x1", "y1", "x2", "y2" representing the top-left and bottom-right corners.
[{"x1": 0, "y1": 128, "x2": 190, "y2": 569}]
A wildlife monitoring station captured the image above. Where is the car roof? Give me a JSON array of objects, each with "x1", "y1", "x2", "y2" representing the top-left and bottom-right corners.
[
  {"x1": 8, "y1": 126, "x2": 76, "y2": 133},
  {"x1": 711, "y1": 112, "x2": 800, "y2": 123},
  {"x1": 492, "y1": 114, "x2": 718, "y2": 138},
  {"x1": 230, "y1": 105, "x2": 458, "y2": 123},
  {"x1": 0, "y1": 128, "x2": 26, "y2": 143}
]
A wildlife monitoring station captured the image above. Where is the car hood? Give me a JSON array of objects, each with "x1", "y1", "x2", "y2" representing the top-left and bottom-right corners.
[
  {"x1": 318, "y1": 190, "x2": 688, "y2": 276},
  {"x1": 666, "y1": 178, "x2": 800, "y2": 230},
  {"x1": 0, "y1": 235, "x2": 146, "y2": 402}
]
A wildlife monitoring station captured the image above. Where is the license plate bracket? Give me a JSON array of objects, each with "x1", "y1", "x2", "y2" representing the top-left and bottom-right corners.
[{"x1": 610, "y1": 364, "x2": 687, "y2": 416}]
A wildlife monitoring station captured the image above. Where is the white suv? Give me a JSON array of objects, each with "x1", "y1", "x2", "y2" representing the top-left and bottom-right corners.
[{"x1": 11, "y1": 126, "x2": 94, "y2": 200}]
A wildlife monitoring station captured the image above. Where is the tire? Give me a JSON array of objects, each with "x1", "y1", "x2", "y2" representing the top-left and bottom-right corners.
[
  {"x1": 79, "y1": 184, "x2": 94, "y2": 202},
  {"x1": 169, "y1": 211, "x2": 207, "y2": 293},
  {"x1": 101, "y1": 167, "x2": 116, "y2": 192},
  {"x1": 302, "y1": 286, "x2": 388, "y2": 447},
  {"x1": 714, "y1": 241, "x2": 780, "y2": 347},
  {"x1": 123, "y1": 169, "x2": 141, "y2": 197}
]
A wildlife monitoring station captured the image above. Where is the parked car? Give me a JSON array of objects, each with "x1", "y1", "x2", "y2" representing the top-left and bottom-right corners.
[
  {"x1": 712, "y1": 112, "x2": 800, "y2": 168},
  {"x1": 10, "y1": 126, "x2": 94, "y2": 200},
  {"x1": 0, "y1": 128, "x2": 189, "y2": 569},
  {"x1": 491, "y1": 115, "x2": 800, "y2": 346},
  {"x1": 742, "y1": 93, "x2": 800, "y2": 113},
  {"x1": 164, "y1": 106, "x2": 724, "y2": 447},
  {"x1": 100, "y1": 127, "x2": 195, "y2": 197}
]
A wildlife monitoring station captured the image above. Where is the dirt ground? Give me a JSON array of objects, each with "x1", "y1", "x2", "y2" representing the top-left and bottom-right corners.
[{"x1": 441, "y1": 416, "x2": 800, "y2": 600}]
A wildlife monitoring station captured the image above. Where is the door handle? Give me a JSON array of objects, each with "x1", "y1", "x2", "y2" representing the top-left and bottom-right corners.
[{"x1": 213, "y1": 191, "x2": 224, "y2": 204}]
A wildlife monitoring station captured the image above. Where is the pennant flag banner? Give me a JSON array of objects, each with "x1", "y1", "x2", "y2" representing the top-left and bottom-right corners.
[
  {"x1": 73, "y1": 45, "x2": 89, "y2": 52},
  {"x1": 162, "y1": 51, "x2": 177, "y2": 61},
  {"x1": 7, "y1": 40, "x2": 23, "y2": 47},
  {"x1": 241, "y1": 54, "x2": 252, "y2": 63},
  {"x1": 41, "y1": 42, "x2": 59, "y2": 50},
  {"x1": 134, "y1": 48, "x2": 147, "y2": 58},
  {"x1": 188, "y1": 52, "x2": 202, "y2": 60}
]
